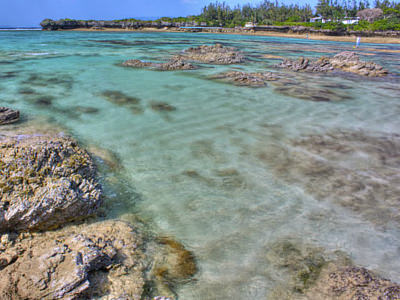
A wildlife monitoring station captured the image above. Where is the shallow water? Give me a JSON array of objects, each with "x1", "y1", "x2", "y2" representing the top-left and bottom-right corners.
[{"x1": 1, "y1": 30, "x2": 400, "y2": 299}]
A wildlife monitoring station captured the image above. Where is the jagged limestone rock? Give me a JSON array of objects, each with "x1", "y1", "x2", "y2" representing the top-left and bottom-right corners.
[
  {"x1": 0, "y1": 134, "x2": 102, "y2": 232},
  {"x1": 0, "y1": 220, "x2": 145, "y2": 299}
]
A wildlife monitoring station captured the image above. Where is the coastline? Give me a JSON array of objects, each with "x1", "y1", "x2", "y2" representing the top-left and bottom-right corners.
[{"x1": 62, "y1": 27, "x2": 400, "y2": 44}]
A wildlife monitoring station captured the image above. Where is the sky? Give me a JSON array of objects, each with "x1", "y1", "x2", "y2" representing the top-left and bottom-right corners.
[{"x1": 0, "y1": 0, "x2": 320, "y2": 27}]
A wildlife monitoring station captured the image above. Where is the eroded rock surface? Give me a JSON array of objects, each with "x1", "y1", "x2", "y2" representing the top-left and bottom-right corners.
[
  {"x1": 259, "y1": 130, "x2": 400, "y2": 226},
  {"x1": 209, "y1": 71, "x2": 279, "y2": 87},
  {"x1": 175, "y1": 43, "x2": 244, "y2": 65},
  {"x1": 278, "y1": 51, "x2": 388, "y2": 77},
  {"x1": 0, "y1": 220, "x2": 145, "y2": 300},
  {"x1": 0, "y1": 134, "x2": 102, "y2": 232},
  {"x1": 0, "y1": 107, "x2": 19, "y2": 125}
]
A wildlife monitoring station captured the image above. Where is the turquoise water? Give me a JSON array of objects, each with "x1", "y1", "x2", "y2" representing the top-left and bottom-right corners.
[{"x1": 1, "y1": 31, "x2": 400, "y2": 299}]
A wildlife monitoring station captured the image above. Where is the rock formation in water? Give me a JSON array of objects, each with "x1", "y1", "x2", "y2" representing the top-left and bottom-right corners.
[
  {"x1": 0, "y1": 107, "x2": 19, "y2": 125},
  {"x1": 209, "y1": 71, "x2": 280, "y2": 87},
  {"x1": 122, "y1": 58, "x2": 196, "y2": 71},
  {"x1": 0, "y1": 220, "x2": 145, "y2": 299},
  {"x1": 259, "y1": 130, "x2": 400, "y2": 226},
  {"x1": 267, "y1": 239, "x2": 400, "y2": 299},
  {"x1": 208, "y1": 70, "x2": 353, "y2": 102},
  {"x1": 174, "y1": 44, "x2": 245, "y2": 65},
  {"x1": 0, "y1": 134, "x2": 102, "y2": 232},
  {"x1": 278, "y1": 51, "x2": 388, "y2": 77},
  {"x1": 0, "y1": 118, "x2": 198, "y2": 299}
]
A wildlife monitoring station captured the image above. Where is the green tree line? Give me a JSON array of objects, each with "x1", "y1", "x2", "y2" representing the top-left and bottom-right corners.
[{"x1": 189, "y1": 0, "x2": 400, "y2": 29}]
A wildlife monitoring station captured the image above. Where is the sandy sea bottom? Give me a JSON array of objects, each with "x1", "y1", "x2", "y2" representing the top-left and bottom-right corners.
[{"x1": 1, "y1": 30, "x2": 400, "y2": 299}]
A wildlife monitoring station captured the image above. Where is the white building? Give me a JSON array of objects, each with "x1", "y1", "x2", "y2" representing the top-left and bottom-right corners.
[
  {"x1": 244, "y1": 22, "x2": 256, "y2": 28},
  {"x1": 310, "y1": 16, "x2": 329, "y2": 23},
  {"x1": 342, "y1": 17, "x2": 360, "y2": 25}
]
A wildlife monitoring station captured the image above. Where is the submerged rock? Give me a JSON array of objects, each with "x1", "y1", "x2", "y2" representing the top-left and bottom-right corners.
[
  {"x1": 0, "y1": 134, "x2": 102, "y2": 232},
  {"x1": 267, "y1": 239, "x2": 400, "y2": 299},
  {"x1": 149, "y1": 236, "x2": 197, "y2": 298},
  {"x1": 209, "y1": 71, "x2": 279, "y2": 87},
  {"x1": 278, "y1": 51, "x2": 388, "y2": 77},
  {"x1": 100, "y1": 90, "x2": 143, "y2": 114},
  {"x1": 273, "y1": 84, "x2": 351, "y2": 102},
  {"x1": 0, "y1": 107, "x2": 19, "y2": 125},
  {"x1": 259, "y1": 130, "x2": 400, "y2": 226},
  {"x1": 0, "y1": 220, "x2": 145, "y2": 300},
  {"x1": 150, "y1": 102, "x2": 177, "y2": 112},
  {"x1": 175, "y1": 43, "x2": 244, "y2": 65},
  {"x1": 123, "y1": 58, "x2": 196, "y2": 71}
]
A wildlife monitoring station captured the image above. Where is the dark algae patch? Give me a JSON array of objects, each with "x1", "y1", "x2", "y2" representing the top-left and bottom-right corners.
[{"x1": 100, "y1": 90, "x2": 143, "y2": 114}]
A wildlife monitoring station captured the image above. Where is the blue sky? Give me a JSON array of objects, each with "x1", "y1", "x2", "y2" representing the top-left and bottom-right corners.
[{"x1": 1, "y1": 0, "x2": 319, "y2": 27}]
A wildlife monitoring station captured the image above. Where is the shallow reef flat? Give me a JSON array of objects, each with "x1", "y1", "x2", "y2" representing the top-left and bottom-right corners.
[{"x1": 1, "y1": 30, "x2": 399, "y2": 299}]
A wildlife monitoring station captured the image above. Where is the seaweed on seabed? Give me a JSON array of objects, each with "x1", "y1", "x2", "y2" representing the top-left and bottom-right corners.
[
  {"x1": 100, "y1": 90, "x2": 143, "y2": 114},
  {"x1": 144, "y1": 236, "x2": 198, "y2": 299}
]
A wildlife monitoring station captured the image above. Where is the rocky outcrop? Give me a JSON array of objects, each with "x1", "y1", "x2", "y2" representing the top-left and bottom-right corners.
[
  {"x1": 175, "y1": 44, "x2": 244, "y2": 65},
  {"x1": 278, "y1": 51, "x2": 388, "y2": 77},
  {"x1": 329, "y1": 51, "x2": 388, "y2": 76},
  {"x1": 0, "y1": 107, "x2": 19, "y2": 125},
  {"x1": 122, "y1": 58, "x2": 196, "y2": 71},
  {"x1": 0, "y1": 134, "x2": 102, "y2": 232},
  {"x1": 0, "y1": 220, "x2": 145, "y2": 300},
  {"x1": 209, "y1": 71, "x2": 279, "y2": 87}
]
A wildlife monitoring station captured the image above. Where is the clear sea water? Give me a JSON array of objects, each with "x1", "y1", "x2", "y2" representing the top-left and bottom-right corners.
[{"x1": 1, "y1": 30, "x2": 400, "y2": 299}]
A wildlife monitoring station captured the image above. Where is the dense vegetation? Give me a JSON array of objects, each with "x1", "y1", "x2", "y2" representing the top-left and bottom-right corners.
[
  {"x1": 44, "y1": 0, "x2": 400, "y2": 31},
  {"x1": 160, "y1": 0, "x2": 400, "y2": 31}
]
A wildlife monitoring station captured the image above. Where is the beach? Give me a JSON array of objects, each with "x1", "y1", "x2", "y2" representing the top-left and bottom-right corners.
[{"x1": 64, "y1": 26, "x2": 400, "y2": 44}]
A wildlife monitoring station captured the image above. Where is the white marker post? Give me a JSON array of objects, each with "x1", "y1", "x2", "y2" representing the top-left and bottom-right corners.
[{"x1": 355, "y1": 36, "x2": 361, "y2": 48}]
